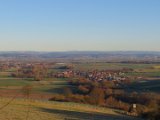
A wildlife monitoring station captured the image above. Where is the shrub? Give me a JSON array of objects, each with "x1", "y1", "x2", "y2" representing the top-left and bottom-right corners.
[
  {"x1": 89, "y1": 87, "x2": 105, "y2": 105},
  {"x1": 106, "y1": 96, "x2": 129, "y2": 111},
  {"x1": 49, "y1": 94, "x2": 66, "y2": 102},
  {"x1": 78, "y1": 85, "x2": 90, "y2": 94},
  {"x1": 67, "y1": 94, "x2": 85, "y2": 103}
]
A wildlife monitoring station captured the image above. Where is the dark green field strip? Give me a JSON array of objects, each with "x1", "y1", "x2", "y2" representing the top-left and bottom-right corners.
[
  {"x1": 74, "y1": 63, "x2": 154, "y2": 71},
  {"x1": 0, "y1": 79, "x2": 30, "y2": 86},
  {"x1": 127, "y1": 80, "x2": 160, "y2": 92}
]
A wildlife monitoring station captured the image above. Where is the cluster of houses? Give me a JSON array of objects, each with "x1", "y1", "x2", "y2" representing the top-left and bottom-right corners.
[{"x1": 55, "y1": 69, "x2": 130, "y2": 82}]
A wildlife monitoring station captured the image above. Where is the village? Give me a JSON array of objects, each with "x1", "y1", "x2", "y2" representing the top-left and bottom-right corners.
[
  {"x1": 55, "y1": 68, "x2": 132, "y2": 83},
  {"x1": 0, "y1": 61, "x2": 131, "y2": 82}
]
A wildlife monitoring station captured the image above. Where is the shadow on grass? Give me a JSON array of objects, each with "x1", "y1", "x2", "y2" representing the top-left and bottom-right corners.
[
  {"x1": 44, "y1": 87, "x2": 65, "y2": 94},
  {"x1": 39, "y1": 107, "x2": 141, "y2": 120},
  {"x1": 44, "y1": 85, "x2": 75, "y2": 94}
]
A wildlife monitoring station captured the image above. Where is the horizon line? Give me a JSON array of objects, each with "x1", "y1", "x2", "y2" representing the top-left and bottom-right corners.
[{"x1": 0, "y1": 50, "x2": 160, "y2": 53}]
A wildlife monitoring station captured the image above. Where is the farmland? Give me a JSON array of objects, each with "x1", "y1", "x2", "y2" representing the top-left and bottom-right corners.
[
  {"x1": 0, "y1": 62, "x2": 160, "y2": 97},
  {"x1": 0, "y1": 62, "x2": 160, "y2": 96}
]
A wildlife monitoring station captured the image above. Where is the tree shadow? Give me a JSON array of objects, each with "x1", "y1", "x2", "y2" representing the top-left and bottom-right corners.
[
  {"x1": 45, "y1": 87, "x2": 64, "y2": 94},
  {"x1": 39, "y1": 107, "x2": 140, "y2": 120}
]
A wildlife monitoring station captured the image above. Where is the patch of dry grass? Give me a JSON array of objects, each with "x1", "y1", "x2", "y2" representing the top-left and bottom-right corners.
[{"x1": 0, "y1": 98, "x2": 142, "y2": 120}]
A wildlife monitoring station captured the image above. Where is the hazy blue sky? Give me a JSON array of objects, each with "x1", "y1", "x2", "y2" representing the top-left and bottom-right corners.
[{"x1": 0, "y1": 0, "x2": 160, "y2": 51}]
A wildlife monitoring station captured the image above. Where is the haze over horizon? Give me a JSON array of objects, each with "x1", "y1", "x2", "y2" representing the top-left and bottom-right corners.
[{"x1": 0, "y1": 0, "x2": 160, "y2": 51}]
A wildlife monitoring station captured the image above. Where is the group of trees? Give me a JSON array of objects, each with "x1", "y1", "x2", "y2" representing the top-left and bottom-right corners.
[
  {"x1": 12, "y1": 64, "x2": 48, "y2": 81},
  {"x1": 50, "y1": 77, "x2": 160, "y2": 119},
  {"x1": 50, "y1": 78, "x2": 130, "y2": 110}
]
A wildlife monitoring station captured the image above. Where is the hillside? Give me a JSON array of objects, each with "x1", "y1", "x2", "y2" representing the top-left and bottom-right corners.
[{"x1": 0, "y1": 98, "x2": 143, "y2": 120}]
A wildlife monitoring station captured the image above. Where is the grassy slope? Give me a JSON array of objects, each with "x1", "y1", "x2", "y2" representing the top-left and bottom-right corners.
[{"x1": 0, "y1": 98, "x2": 142, "y2": 120}]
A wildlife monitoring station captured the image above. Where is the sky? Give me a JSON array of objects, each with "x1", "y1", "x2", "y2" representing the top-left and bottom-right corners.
[{"x1": 0, "y1": 0, "x2": 160, "y2": 51}]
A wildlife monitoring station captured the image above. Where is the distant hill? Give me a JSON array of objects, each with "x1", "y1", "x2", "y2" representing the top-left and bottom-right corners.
[{"x1": 0, "y1": 51, "x2": 160, "y2": 62}]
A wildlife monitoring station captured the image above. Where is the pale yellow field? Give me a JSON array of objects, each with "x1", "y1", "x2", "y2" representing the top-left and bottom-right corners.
[{"x1": 153, "y1": 65, "x2": 160, "y2": 69}]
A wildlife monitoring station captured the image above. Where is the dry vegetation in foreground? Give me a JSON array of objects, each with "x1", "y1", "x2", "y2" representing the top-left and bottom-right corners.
[{"x1": 0, "y1": 98, "x2": 142, "y2": 120}]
